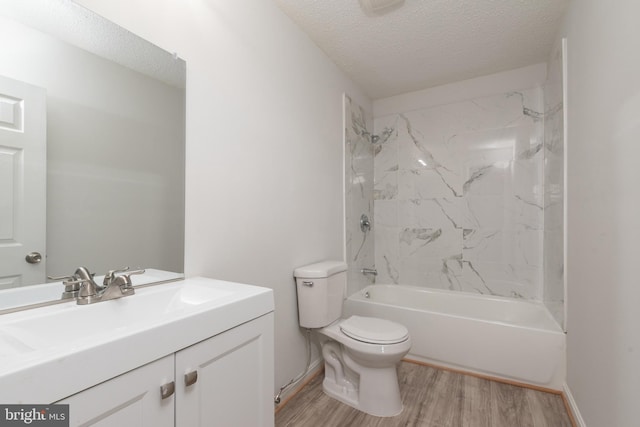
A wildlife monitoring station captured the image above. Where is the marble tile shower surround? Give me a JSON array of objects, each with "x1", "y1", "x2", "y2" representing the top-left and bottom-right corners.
[
  {"x1": 543, "y1": 40, "x2": 566, "y2": 327},
  {"x1": 344, "y1": 95, "x2": 375, "y2": 296},
  {"x1": 373, "y1": 89, "x2": 545, "y2": 300}
]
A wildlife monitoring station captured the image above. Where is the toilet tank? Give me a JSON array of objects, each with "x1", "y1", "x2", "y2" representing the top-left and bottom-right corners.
[{"x1": 294, "y1": 261, "x2": 347, "y2": 328}]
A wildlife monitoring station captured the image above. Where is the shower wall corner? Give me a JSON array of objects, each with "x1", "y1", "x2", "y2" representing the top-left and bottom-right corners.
[{"x1": 343, "y1": 93, "x2": 375, "y2": 297}]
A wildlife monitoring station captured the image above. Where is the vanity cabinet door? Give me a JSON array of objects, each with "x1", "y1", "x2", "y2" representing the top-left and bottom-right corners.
[
  {"x1": 57, "y1": 355, "x2": 175, "y2": 427},
  {"x1": 175, "y1": 313, "x2": 274, "y2": 427}
]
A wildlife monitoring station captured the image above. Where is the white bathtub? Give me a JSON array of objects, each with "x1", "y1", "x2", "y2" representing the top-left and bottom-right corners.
[{"x1": 343, "y1": 285, "x2": 566, "y2": 390}]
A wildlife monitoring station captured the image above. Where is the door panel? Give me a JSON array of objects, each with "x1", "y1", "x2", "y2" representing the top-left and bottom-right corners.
[
  {"x1": 0, "y1": 75, "x2": 46, "y2": 288},
  {"x1": 175, "y1": 314, "x2": 275, "y2": 427},
  {"x1": 57, "y1": 355, "x2": 174, "y2": 427}
]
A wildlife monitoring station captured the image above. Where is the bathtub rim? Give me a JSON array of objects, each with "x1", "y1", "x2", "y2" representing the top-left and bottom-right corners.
[{"x1": 348, "y1": 284, "x2": 564, "y2": 334}]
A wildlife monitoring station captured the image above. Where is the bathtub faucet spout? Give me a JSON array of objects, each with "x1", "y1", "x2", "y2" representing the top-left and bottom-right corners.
[{"x1": 361, "y1": 268, "x2": 377, "y2": 276}]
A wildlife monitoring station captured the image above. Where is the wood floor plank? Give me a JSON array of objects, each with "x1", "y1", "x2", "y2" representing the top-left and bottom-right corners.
[
  {"x1": 490, "y1": 380, "x2": 536, "y2": 427},
  {"x1": 461, "y1": 374, "x2": 493, "y2": 427},
  {"x1": 422, "y1": 370, "x2": 465, "y2": 427},
  {"x1": 275, "y1": 362, "x2": 572, "y2": 427},
  {"x1": 394, "y1": 363, "x2": 434, "y2": 426},
  {"x1": 525, "y1": 388, "x2": 573, "y2": 427}
]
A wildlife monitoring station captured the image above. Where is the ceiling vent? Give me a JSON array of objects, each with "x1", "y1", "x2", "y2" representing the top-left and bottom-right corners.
[{"x1": 359, "y1": 0, "x2": 405, "y2": 16}]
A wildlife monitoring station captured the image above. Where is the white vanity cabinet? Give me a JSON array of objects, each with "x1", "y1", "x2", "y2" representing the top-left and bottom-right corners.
[
  {"x1": 57, "y1": 313, "x2": 274, "y2": 427},
  {"x1": 1, "y1": 278, "x2": 275, "y2": 425}
]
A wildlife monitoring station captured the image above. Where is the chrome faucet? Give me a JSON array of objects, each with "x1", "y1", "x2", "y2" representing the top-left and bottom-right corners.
[
  {"x1": 49, "y1": 266, "x2": 145, "y2": 305},
  {"x1": 80, "y1": 266, "x2": 145, "y2": 305},
  {"x1": 361, "y1": 268, "x2": 378, "y2": 276}
]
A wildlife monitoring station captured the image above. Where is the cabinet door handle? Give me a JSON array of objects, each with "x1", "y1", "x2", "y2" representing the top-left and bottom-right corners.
[
  {"x1": 160, "y1": 381, "x2": 175, "y2": 399},
  {"x1": 184, "y1": 370, "x2": 198, "y2": 387}
]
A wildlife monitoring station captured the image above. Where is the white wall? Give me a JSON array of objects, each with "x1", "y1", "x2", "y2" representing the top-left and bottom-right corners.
[
  {"x1": 558, "y1": 0, "x2": 640, "y2": 424},
  {"x1": 74, "y1": 0, "x2": 371, "y2": 396}
]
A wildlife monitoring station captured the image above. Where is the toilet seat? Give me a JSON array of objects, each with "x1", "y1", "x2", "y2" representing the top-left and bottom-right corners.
[{"x1": 340, "y1": 316, "x2": 409, "y2": 344}]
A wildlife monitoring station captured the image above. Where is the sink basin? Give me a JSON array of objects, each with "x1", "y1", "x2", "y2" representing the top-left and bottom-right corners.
[
  {"x1": 1, "y1": 279, "x2": 232, "y2": 353},
  {"x1": 0, "y1": 277, "x2": 274, "y2": 404},
  {"x1": 0, "y1": 331, "x2": 35, "y2": 356}
]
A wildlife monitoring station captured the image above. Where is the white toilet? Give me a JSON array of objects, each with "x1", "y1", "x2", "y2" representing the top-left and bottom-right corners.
[{"x1": 294, "y1": 261, "x2": 411, "y2": 417}]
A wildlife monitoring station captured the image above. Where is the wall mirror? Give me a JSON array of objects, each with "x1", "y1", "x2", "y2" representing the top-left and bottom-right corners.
[{"x1": 0, "y1": 0, "x2": 186, "y2": 311}]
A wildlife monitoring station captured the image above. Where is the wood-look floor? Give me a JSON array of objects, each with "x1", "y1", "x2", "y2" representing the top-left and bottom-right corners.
[{"x1": 275, "y1": 362, "x2": 573, "y2": 427}]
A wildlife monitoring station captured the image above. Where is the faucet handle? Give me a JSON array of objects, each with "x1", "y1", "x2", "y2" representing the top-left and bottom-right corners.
[
  {"x1": 48, "y1": 274, "x2": 91, "y2": 286},
  {"x1": 48, "y1": 274, "x2": 75, "y2": 282},
  {"x1": 104, "y1": 267, "x2": 145, "y2": 287},
  {"x1": 120, "y1": 269, "x2": 146, "y2": 286},
  {"x1": 109, "y1": 268, "x2": 145, "y2": 293},
  {"x1": 126, "y1": 268, "x2": 146, "y2": 276},
  {"x1": 49, "y1": 270, "x2": 96, "y2": 300},
  {"x1": 103, "y1": 267, "x2": 130, "y2": 285},
  {"x1": 48, "y1": 274, "x2": 84, "y2": 300}
]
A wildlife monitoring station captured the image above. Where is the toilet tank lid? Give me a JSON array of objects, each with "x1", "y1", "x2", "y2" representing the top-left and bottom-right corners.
[{"x1": 294, "y1": 261, "x2": 347, "y2": 278}]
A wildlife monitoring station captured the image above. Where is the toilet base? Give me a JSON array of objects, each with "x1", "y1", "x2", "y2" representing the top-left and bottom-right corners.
[
  {"x1": 321, "y1": 359, "x2": 404, "y2": 418},
  {"x1": 322, "y1": 375, "x2": 359, "y2": 409}
]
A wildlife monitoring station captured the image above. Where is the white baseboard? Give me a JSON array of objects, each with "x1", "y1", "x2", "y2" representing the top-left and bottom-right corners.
[
  {"x1": 274, "y1": 358, "x2": 323, "y2": 409},
  {"x1": 563, "y1": 382, "x2": 586, "y2": 427}
]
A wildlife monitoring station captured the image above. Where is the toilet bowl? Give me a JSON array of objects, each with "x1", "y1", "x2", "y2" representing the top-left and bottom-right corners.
[
  {"x1": 294, "y1": 261, "x2": 412, "y2": 417},
  {"x1": 319, "y1": 316, "x2": 411, "y2": 417}
]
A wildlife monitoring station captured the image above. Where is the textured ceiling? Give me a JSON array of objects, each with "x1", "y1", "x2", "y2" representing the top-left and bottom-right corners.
[
  {"x1": 0, "y1": 0, "x2": 184, "y2": 88},
  {"x1": 272, "y1": 0, "x2": 570, "y2": 99}
]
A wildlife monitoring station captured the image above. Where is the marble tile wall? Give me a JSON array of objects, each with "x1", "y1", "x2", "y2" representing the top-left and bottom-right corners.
[
  {"x1": 543, "y1": 40, "x2": 566, "y2": 327},
  {"x1": 344, "y1": 95, "x2": 375, "y2": 296},
  {"x1": 373, "y1": 89, "x2": 545, "y2": 300}
]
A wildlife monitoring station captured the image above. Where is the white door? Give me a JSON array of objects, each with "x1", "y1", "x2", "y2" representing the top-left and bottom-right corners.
[{"x1": 0, "y1": 75, "x2": 46, "y2": 289}]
